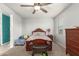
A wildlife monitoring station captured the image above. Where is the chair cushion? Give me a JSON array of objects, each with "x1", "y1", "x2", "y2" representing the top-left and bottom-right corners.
[{"x1": 14, "y1": 39, "x2": 25, "y2": 46}]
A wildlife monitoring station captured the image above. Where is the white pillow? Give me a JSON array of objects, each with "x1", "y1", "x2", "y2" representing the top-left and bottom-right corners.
[{"x1": 33, "y1": 32, "x2": 45, "y2": 36}]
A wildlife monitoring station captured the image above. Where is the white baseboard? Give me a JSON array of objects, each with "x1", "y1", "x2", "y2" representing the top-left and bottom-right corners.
[
  {"x1": 0, "y1": 42, "x2": 10, "y2": 48},
  {"x1": 2, "y1": 42, "x2": 10, "y2": 45},
  {"x1": 54, "y1": 40, "x2": 66, "y2": 49}
]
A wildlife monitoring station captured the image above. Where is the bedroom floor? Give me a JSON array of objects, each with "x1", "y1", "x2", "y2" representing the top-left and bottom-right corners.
[
  {"x1": 0, "y1": 44, "x2": 10, "y2": 55},
  {"x1": 0, "y1": 42, "x2": 68, "y2": 56}
]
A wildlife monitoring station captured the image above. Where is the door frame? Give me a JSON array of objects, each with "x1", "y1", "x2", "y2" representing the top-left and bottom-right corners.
[{"x1": 0, "y1": 12, "x2": 14, "y2": 48}]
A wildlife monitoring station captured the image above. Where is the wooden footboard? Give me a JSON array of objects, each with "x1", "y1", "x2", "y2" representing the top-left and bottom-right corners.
[{"x1": 25, "y1": 39, "x2": 52, "y2": 51}]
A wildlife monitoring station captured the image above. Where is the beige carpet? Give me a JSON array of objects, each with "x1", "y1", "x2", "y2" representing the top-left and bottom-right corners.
[{"x1": 1, "y1": 42, "x2": 67, "y2": 56}]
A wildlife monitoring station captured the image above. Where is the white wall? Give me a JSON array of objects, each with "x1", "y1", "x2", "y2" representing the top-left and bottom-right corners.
[
  {"x1": 0, "y1": 4, "x2": 22, "y2": 45},
  {"x1": 54, "y1": 4, "x2": 79, "y2": 48},
  {"x1": 22, "y1": 18, "x2": 54, "y2": 35}
]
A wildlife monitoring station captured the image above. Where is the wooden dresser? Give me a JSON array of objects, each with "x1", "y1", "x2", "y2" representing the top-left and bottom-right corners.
[{"x1": 66, "y1": 28, "x2": 79, "y2": 56}]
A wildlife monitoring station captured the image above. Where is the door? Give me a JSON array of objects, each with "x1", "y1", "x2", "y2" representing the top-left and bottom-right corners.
[{"x1": 2, "y1": 14, "x2": 10, "y2": 44}]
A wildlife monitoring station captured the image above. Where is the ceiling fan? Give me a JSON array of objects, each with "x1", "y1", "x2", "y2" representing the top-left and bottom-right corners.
[{"x1": 20, "y1": 3, "x2": 51, "y2": 14}]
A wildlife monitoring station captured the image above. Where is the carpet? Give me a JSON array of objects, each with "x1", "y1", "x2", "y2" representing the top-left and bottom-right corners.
[{"x1": 1, "y1": 42, "x2": 66, "y2": 56}]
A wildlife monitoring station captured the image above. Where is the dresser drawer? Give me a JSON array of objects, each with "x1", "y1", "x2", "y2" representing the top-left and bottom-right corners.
[
  {"x1": 66, "y1": 49, "x2": 76, "y2": 56},
  {"x1": 67, "y1": 43, "x2": 79, "y2": 51},
  {"x1": 67, "y1": 39, "x2": 79, "y2": 46},
  {"x1": 67, "y1": 48, "x2": 79, "y2": 56},
  {"x1": 66, "y1": 35, "x2": 79, "y2": 41},
  {"x1": 66, "y1": 29, "x2": 79, "y2": 38},
  {"x1": 67, "y1": 47, "x2": 79, "y2": 56},
  {"x1": 67, "y1": 41, "x2": 79, "y2": 55}
]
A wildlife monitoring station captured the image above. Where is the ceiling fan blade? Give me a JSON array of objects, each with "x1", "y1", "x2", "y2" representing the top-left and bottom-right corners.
[
  {"x1": 20, "y1": 5, "x2": 34, "y2": 7},
  {"x1": 34, "y1": 3, "x2": 38, "y2": 6},
  {"x1": 40, "y1": 8, "x2": 48, "y2": 13},
  {"x1": 39, "y1": 3, "x2": 52, "y2": 6},
  {"x1": 32, "y1": 10, "x2": 36, "y2": 14}
]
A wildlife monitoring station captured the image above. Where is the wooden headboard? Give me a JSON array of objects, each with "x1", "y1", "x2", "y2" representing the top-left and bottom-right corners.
[{"x1": 32, "y1": 28, "x2": 46, "y2": 34}]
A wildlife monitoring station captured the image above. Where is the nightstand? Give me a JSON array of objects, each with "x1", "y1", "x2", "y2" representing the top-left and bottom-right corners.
[{"x1": 47, "y1": 35, "x2": 53, "y2": 41}]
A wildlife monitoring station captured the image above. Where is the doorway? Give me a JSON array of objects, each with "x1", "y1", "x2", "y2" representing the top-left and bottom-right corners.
[{"x1": 2, "y1": 14, "x2": 10, "y2": 44}]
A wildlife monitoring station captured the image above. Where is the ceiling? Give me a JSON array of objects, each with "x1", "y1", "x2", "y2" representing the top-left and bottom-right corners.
[{"x1": 5, "y1": 3, "x2": 70, "y2": 19}]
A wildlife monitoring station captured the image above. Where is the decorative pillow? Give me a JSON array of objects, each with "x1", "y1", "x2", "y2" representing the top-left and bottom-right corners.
[{"x1": 24, "y1": 34, "x2": 29, "y2": 39}]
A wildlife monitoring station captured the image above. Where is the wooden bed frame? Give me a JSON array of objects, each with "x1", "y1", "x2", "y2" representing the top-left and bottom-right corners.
[{"x1": 25, "y1": 28, "x2": 52, "y2": 51}]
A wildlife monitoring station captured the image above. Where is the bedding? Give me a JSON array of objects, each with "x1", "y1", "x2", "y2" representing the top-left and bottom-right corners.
[
  {"x1": 25, "y1": 28, "x2": 52, "y2": 51},
  {"x1": 26, "y1": 34, "x2": 52, "y2": 41}
]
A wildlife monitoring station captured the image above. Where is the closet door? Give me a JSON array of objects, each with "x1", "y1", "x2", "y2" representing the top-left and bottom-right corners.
[{"x1": 2, "y1": 14, "x2": 10, "y2": 44}]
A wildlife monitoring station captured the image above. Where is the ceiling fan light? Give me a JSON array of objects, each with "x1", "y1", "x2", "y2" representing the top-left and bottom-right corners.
[{"x1": 34, "y1": 6, "x2": 40, "y2": 10}]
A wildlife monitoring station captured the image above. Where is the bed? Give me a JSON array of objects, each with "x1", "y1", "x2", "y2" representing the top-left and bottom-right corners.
[{"x1": 25, "y1": 28, "x2": 52, "y2": 51}]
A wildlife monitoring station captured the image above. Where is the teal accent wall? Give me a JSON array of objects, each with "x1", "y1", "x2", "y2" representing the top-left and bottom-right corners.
[{"x1": 2, "y1": 14, "x2": 10, "y2": 44}]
